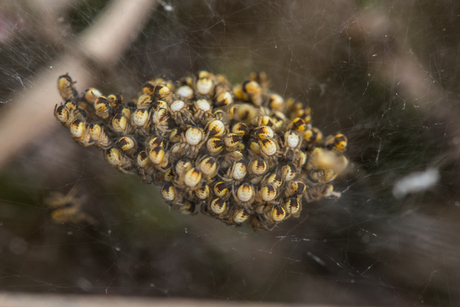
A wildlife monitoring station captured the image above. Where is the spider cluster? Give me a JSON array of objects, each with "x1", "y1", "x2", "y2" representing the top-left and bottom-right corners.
[{"x1": 54, "y1": 71, "x2": 348, "y2": 230}]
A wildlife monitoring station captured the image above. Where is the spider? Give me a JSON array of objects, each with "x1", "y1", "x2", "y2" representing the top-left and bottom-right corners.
[
  {"x1": 57, "y1": 73, "x2": 78, "y2": 101},
  {"x1": 305, "y1": 148, "x2": 348, "y2": 183},
  {"x1": 201, "y1": 197, "x2": 229, "y2": 219},
  {"x1": 287, "y1": 117, "x2": 307, "y2": 133},
  {"x1": 176, "y1": 167, "x2": 203, "y2": 192},
  {"x1": 213, "y1": 205, "x2": 250, "y2": 227},
  {"x1": 115, "y1": 104, "x2": 131, "y2": 119},
  {"x1": 292, "y1": 107, "x2": 312, "y2": 124},
  {"x1": 143, "y1": 83, "x2": 171, "y2": 101},
  {"x1": 151, "y1": 107, "x2": 170, "y2": 137},
  {"x1": 169, "y1": 127, "x2": 182, "y2": 144},
  {"x1": 229, "y1": 103, "x2": 259, "y2": 123},
  {"x1": 325, "y1": 133, "x2": 348, "y2": 154},
  {"x1": 169, "y1": 99, "x2": 194, "y2": 126},
  {"x1": 108, "y1": 94, "x2": 123, "y2": 109},
  {"x1": 137, "y1": 94, "x2": 154, "y2": 109},
  {"x1": 82, "y1": 87, "x2": 102, "y2": 104},
  {"x1": 194, "y1": 182, "x2": 211, "y2": 202},
  {"x1": 173, "y1": 202, "x2": 198, "y2": 215},
  {"x1": 164, "y1": 167, "x2": 203, "y2": 207},
  {"x1": 253, "y1": 182, "x2": 281, "y2": 217},
  {"x1": 44, "y1": 188, "x2": 96, "y2": 225},
  {"x1": 218, "y1": 161, "x2": 247, "y2": 186},
  {"x1": 258, "y1": 137, "x2": 282, "y2": 167},
  {"x1": 253, "y1": 125, "x2": 275, "y2": 140},
  {"x1": 228, "y1": 207, "x2": 250, "y2": 226},
  {"x1": 242, "y1": 80, "x2": 263, "y2": 106},
  {"x1": 280, "y1": 130, "x2": 303, "y2": 162},
  {"x1": 214, "y1": 91, "x2": 233, "y2": 108},
  {"x1": 249, "y1": 71, "x2": 270, "y2": 91},
  {"x1": 214, "y1": 74, "x2": 232, "y2": 94},
  {"x1": 303, "y1": 127, "x2": 323, "y2": 144},
  {"x1": 284, "y1": 180, "x2": 307, "y2": 198},
  {"x1": 284, "y1": 195, "x2": 302, "y2": 218},
  {"x1": 213, "y1": 180, "x2": 232, "y2": 200},
  {"x1": 270, "y1": 111, "x2": 287, "y2": 131},
  {"x1": 304, "y1": 183, "x2": 341, "y2": 203},
  {"x1": 94, "y1": 96, "x2": 112, "y2": 119},
  {"x1": 176, "y1": 85, "x2": 194, "y2": 102},
  {"x1": 116, "y1": 136, "x2": 138, "y2": 158},
  {"x1": 111, "y1": 112, "x2": 132, "y2": 135},
  {"x1": 70, "y1": 119, "x2": 93, "y2": 147},
  {"x1": 260, "y1": 171, "x2": 283, "y2": 190},
  {"x1": 280, "y1": 163, "x2": 297, "y2": 182},
  {"x1": 205, "y1": 119, "x2": 226, "y2": 139},
  {"x1": 219, "y1": 150, "x2": 244, "y2": 170},
  {"x1": 232, "y1": 122, "x2": 249, "y2": 136},
  {"x1": 197, "y1": 155, "x2": 219, "y2": 182},
  {"x1": 257, "y1": 183, "x2": 279, "y2": 206},
  {"x1": 104, "y1": 147, "x2": 135, "y2": 174},
  {"x1": 307, "y1": 168, "x2": 338, "y2": 184},
  {"x1": 247, "y1": 157, "x2": 269, "y2": 185},
  {"x1": 172, "y1": 126, "x2": 207, "y2": 158},
  {"x1": 161, "y1": 182, "x2": 181, "y2": 204},
  {"x1": 211, "y1": 161, "x2": 247, "y2": 202},
  {"x1": 137, "y1": 150, "x2": 156, "y2": 183},
  {"x1": 145, "y1": 135, "x2": 166, "y2": 151},
  {"x1": 148, "y1": 145, "x2": 169, "y2": 171},
  {"x1": 223, "y1": 133, "x2": 243, "y2": 152},
  {"x1": 131, "y1": 108, "x2": 152, "y2": 135},
  {"x1": 193, "y1": 99, "x2": 214, "y2": 123},
  {"x1": 232, "y1": 182, "x2": 256, "y2": 214},
  {"x1": 212, "y1": 109, "x2": 227, "y2": 122},
  {"x1": 88, "y1": 123, "x2": 112, "y2": 150},
  {"x1": 54, "y1": 100, "x2": 85, "y2": 127},
  {"x1": 206, "y1": 137, "x2": 225, "y2": 156},
  {"x1": 259, "y1": 204, "x2": 287, "y2": 230},
  {"x1": 268, "y1": 93, "x2": 284, "y2": 111},
  {"x1": 162, "y1": 183, "x2": 197, "y2": 214},
  {"x1": 195, "y1": 71, "x2": 216, "y2": 98}
]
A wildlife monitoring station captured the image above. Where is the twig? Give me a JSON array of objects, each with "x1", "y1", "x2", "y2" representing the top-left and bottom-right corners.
[{"x1": 0, "y1": 292, "x2": 358, "y2": 307}]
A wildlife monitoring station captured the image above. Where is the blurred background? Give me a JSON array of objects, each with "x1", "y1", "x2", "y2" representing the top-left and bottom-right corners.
[{"x1": 1, "y1": 0, "x2": 460, "y2": 306}]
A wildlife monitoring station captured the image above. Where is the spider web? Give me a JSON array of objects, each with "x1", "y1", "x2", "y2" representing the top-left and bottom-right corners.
[{"x1": 1, "y1": 0, "x2": 460, "y2": 306}]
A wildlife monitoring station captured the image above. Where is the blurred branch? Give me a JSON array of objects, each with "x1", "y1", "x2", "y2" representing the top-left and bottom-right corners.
[
  {"x1": 78, "y1": 0, "x2": 156, "y2": 66},
  {"x1": 0, "y1": 292, "x2": 362, "y2": 307},
  {"x1": 348, "y1": 10, "x2": 460, "y2": 156},
  {"x1": 0, "y1": 0, "x2": 158, "y2": 169}
]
